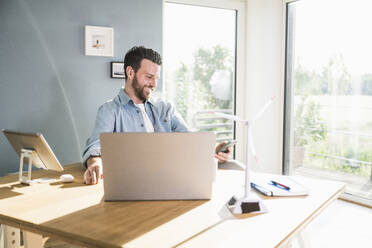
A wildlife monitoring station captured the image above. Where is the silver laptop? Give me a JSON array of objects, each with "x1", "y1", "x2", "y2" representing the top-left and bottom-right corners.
[{"x1": 100, "y1": 132, "x2": 216, "y2": 201}]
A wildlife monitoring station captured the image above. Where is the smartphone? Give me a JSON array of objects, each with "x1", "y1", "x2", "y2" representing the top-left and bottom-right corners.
[{"x1": 216, "y1": 140, "x2": 237, "y2": 153}]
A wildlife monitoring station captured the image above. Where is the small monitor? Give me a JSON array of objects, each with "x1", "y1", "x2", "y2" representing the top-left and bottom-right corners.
[{"x1": 2, "y1": 130, "x2": 63, "y2": 172}]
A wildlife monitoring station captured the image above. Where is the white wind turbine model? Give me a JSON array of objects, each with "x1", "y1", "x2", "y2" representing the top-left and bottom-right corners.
[{"x1": 210, "y1": 96, "x2": 275, "y2": 216}]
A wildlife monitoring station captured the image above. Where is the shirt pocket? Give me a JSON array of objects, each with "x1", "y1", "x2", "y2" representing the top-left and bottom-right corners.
[{"x1": 160, "y1": 115, "x2": 172, "y2": 131}]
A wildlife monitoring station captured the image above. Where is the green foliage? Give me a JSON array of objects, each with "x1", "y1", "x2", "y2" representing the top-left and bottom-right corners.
[
  {"x1": 293, "y1": 55, "x2": 372, "y2": 178},
  {"x1": 173, "y1": 45, "x2": 233, "y2": 125},
  {"x1": 357, "y1": 150, "x2": 372, "y2": 163},
  {"x1": 294, "y1": 54, "x2": 353, "y2": 96},
  {"x1": 361, "y1": 73, "x2": 372, "y2": 95},
  {"x1": 192, "y1": 46, "x2": 233, "y2": 110},
  {"x1": 174, "y1": 63, "x2": 190, "y2": 119},
  {"x1": 294, "y1": 96, "x2": 327, "y2": 146},
  {"x1": 294, "y1": 65, "x2": 324, "y2": 95},
  {"x1": 320, "y1": 55, "x2": 352, "y2": 95},
  {"x1": 193, "y1": 46, "x2": 232, "y2": 84},
  {"x1": 305, "y1": 140, "x2": 371, "y2": 177}
]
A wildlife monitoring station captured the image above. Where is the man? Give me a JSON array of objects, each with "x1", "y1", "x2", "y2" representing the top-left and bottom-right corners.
[{"x1": 83, "y1": 46, "x2": 231, "y2": 185}]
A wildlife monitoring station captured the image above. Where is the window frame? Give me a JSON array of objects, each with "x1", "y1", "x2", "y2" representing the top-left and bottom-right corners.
[
  {"x1": 282, "y1": 0, "x2": 372, "y2": 207},
  {"x1": 162, "y1": 0, "x2": 247, "y2": 161},
  {"x1": 282, "y1": 0, "x2": 297, "y2": 175}
]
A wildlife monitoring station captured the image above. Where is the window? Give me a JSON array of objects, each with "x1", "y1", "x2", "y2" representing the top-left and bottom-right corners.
[
  {"x1": 163, "y1": 2, "x2": 239, "y2": 143},
  {"x1": 284, "y1": 0, "x2": 372, "y2": 204}
]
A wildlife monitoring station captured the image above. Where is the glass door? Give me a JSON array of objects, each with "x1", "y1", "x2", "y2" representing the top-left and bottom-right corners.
[
  {"x1": 163, "y1": 2, "x2": 237, "y2": 143},
  {"x1": 284, "y1": 0, "x2": 372, "y2": 204}
]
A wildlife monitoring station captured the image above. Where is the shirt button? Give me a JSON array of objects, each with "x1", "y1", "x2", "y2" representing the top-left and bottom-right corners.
[
  {"x1": 141, "y1": 124, "x2": 144, "y2": 127},
  {"x1": 164, "y1": 119, "x2": 167, "y2": 122},
  {"x1": 136, "y1": 110, "x2": 140, "y2": 113}
]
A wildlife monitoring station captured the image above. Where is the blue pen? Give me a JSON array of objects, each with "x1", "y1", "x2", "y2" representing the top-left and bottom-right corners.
[{"x1": 270, "y1": 180, "x2": 291, "y2": 191}]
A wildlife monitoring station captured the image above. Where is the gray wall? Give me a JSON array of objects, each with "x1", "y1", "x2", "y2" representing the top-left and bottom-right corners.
[{"x1": 0, "y1": 0, "x2": 162, "y2": 176}]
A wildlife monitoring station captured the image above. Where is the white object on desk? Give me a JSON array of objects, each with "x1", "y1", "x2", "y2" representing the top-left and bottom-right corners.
[
  {"x1": 211, "y1": 96, "x2": 275, "y2": 215},
  {"x1": 18, "y1": 149, "x2": 55, "y2": 185},
  {"x1": 19, "y1": 148, "x2": 36, "y2": 184},
  {"x1": 2, "y1": 130, "x2": 64, "y2": 185},
  {"x1": 60, "y1": 174, "x2": 74, "y2": 183},
  {"x1": 251, "y1": 174, "x2": 309, "y2": 196}
]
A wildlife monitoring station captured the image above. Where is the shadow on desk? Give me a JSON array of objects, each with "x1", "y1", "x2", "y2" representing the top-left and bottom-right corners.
[
  {"x1": 172, "y1": 203, "x2": 234, "y2": 247},
  {"x1": 218, "y1": 160, "x2": 245, "y2": 171},
  {"x1": 49, "y1": 175, "x2": 87, "y2": 189},
  {"x1": 0, "y1": 183, "x2": 26, "y2": 200}
]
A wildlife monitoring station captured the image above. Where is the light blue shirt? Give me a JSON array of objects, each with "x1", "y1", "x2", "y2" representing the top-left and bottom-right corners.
[{"x1": 82, "y1": 88, "x2": 189, "y2": 165}]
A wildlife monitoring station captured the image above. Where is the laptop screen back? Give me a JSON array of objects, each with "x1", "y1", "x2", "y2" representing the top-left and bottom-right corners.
[{"x1": 101, "y1": 132, "x2": 216, "y2": 201}]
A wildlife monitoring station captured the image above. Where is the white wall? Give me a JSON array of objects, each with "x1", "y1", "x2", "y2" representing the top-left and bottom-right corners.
[{"x1": 244, "y1": 0, "x2": 285, "y2": 174}]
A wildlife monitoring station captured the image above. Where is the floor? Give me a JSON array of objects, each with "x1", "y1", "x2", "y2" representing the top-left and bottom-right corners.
[{"x1": 293, "y1": 199, "x2": 372, "y2": 248}]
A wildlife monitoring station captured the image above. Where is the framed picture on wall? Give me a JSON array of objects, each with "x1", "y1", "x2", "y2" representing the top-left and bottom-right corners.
[
  {"x1": 111, "y1": 62, "x2": 125, "y2": 78},
  {"x1": 85, "y1": 25, "x2": 114, "y2": 57}
]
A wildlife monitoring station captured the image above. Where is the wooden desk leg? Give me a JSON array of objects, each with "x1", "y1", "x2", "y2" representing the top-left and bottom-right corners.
[
  {"x1": 23, "y1": 231, "x2": 43, "y2": 248},
  {"x1": 0, "y1": 225, "x2": 21, "y2": 248}
]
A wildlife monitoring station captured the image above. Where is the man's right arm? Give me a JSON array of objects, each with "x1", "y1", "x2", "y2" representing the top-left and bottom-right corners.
[
  {"x1": 167, "y1": 103, "x2": 189, "y2": 132},
  {"x1": 82, "y1": 103, "x2": 115, "y2": 184}
]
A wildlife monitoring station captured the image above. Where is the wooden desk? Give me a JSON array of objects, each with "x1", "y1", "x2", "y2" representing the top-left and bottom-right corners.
[{"x1": 0, "y1": 163, "x2": 345, "y2": 248}]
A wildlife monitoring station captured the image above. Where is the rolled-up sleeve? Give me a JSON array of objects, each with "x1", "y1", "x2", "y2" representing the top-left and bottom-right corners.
[{"x1": 82, "y1": 103, "x2": 115, "y2": 167}]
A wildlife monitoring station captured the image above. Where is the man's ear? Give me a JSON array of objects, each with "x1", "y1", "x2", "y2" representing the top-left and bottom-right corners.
[{"x1": 126, "y1": 66, "x2": 134, "y2": 80}]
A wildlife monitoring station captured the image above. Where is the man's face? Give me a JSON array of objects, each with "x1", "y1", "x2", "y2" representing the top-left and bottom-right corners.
[{"x1": 130, "y1": 59, "x2": 160, "y2": 102}]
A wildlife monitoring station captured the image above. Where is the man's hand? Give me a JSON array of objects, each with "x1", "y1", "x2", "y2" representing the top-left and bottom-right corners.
[
  {"x1": 215, "y1": 142, "x2": 232, "y2": 164},
  {"x1": 84, "y1": 156, "x2": 103, "y2": 185}
]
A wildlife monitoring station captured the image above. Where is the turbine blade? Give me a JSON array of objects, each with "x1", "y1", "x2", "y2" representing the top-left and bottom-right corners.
[
  {"x1": 252, "y1": 96, "x2": 276, "y2": 122},
  {"x1": 209, "y1": 111, "x2": 247, "y2": 123}
]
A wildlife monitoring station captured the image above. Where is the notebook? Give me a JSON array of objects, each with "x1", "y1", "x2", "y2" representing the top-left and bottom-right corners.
[
  {"x1": 100, "y1": 132, "x2": 216, "y2": 201},
  {"x1": 251, "y1": 174, "x2": 309, "y2": 197}
]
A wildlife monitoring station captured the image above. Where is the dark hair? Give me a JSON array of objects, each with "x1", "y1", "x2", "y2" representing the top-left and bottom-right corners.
[{"x1": 123, "y1": 46, "x2": 162, "y2": 79}]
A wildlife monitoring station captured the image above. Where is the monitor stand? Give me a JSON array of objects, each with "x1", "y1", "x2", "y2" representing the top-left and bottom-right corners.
[{"x1": 19, "y1": 148, "x2": 56, "y2": 185}]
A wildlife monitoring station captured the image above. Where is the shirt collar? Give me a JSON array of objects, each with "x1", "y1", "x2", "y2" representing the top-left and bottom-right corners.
[{"x1": 118, "y1": 87, "x2": 154, "y2": 106}]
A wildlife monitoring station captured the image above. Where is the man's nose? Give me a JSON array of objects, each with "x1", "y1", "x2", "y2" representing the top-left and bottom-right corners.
[{"x1": 150, "y1": 78, "x2": 157, "y2": 87}]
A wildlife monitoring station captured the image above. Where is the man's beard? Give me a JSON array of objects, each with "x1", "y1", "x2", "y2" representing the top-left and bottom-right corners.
[{"x1": 132, "y1": 75, "x2": 153, "y2": 102}]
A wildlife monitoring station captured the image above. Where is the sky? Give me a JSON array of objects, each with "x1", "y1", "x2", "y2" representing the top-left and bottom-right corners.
[
  {"x1": 163, "y1": 3, "x2": 236, "y2": 72},
  {"x1": 164, "y1": 0, "x2": 372, "y2": 77},
  {"x1": 293, "y1": 0, "x2": 372, "y2": 76}
]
